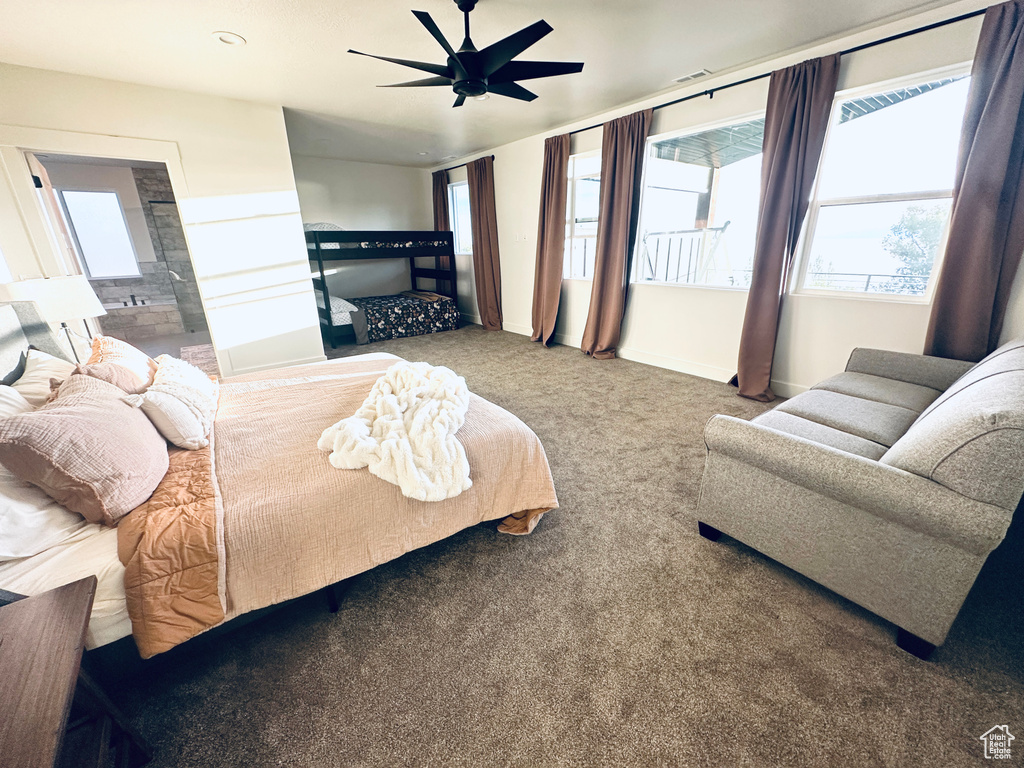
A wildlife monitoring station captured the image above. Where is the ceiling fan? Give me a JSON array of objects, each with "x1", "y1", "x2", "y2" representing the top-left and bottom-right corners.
[{"x1": 348, "y1": 0, "x2": 584, "y2": 108}]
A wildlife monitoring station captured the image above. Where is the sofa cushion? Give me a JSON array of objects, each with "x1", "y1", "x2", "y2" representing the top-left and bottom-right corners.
[
  {"x1": 812, "y1": 372, "x2": 942, "y2": 413},
  {"x1": 916, "y1": 339, "x2": 1024, "y2": 423},
  {"x1": 774, "y1": 390, "x2": 919, "y2": 447},
  {"x1": 754, "y1": 410, "x2": 888, "y2": 460},
  {"x1": 881, "y1": 366, "x2": 1024, "y2": 511}
]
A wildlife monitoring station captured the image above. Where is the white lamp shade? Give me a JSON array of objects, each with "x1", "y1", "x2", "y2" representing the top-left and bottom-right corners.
[{"x1": 0, "y1": 275, "x2": 106, "y2": 322}]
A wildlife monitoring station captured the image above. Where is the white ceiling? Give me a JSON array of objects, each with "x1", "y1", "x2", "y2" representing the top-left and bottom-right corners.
[{"x1": 0, "y1": 0, "x2": 965, "y2": 168}]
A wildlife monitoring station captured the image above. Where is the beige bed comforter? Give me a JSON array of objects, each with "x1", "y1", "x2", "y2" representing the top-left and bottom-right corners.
[{"x1": 119, "y1": 353, "x2": 558, "y2": 657}]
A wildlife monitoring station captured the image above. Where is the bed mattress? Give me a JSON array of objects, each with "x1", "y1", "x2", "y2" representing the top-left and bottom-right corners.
[
  {"x1": 349, "y1": 294, "x2": 460, "y2": 344},
  {"x1": 0, "y1": 525, "x2": 131, "y2": 649}
]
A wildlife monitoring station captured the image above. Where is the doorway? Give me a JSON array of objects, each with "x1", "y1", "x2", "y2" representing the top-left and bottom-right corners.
[{"x1": 33, "y1": 153, "x2": 210, "y2": 360}]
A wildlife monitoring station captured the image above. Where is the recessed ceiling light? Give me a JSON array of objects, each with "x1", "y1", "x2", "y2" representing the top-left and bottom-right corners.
[
  {"x1": 212, "y1": 31, "x2": 246, "y2": 46},
  {"x1": 417, "y1": 152, "x2": 429, "y2": 156}
]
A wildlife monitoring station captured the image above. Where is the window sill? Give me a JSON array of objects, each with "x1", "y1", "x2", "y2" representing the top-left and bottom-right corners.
[
  {"x1": 791, "y1": 288, "x2": 932, "y2": 305},
  {"x1": 631, "y1": 280, "x2": 749, "y2": 293}
]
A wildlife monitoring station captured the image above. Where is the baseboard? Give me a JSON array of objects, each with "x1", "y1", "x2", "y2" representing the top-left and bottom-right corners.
[
  {"x1": 226, "y1": 353, "x2": 327, "y2": 377},
  {"x1": 768, "y1": 380, "x2": 809, "y2": 399},
  {"x1": 461, "y1": 313, "x2": 482, "y2": 326},
  {"x1": 502, "y1": 321, "x2": 532, "y2": 337},
  {"x1": 551, "y1": 331, "x2": 582, "y2": 348},
  {"x1": 532, "y1": 331, "x2": 811, "y2": 393},
  {"x1": 616, "y1": 346, "x2": 735, "y2": 383}
]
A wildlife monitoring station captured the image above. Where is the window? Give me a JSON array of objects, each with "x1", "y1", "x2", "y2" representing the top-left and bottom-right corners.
[
  {"x1": 634, "y1": 116, "x2": 764, "y2": 288},
  {"x1": 564, "y1": 152, "x2": 601, "y2": 279},
  {"x1": 57, "y1": 190, "x2": 141, "y2": 279},
  {"x1": 448, "y1": 181, "x2": 472, "y2": 255},
  {"x1": 798, "y1": 71, "x2": 971, "y2": 298}
]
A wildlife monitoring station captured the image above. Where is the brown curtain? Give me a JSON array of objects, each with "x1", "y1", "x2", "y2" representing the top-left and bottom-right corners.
[
  {"x1": 467, "y1": 156, "x2": 503, "y2": 330},
  {"x1": 732, "y1": 55, "x2": 841, "y2": 401},
  {"x1": 925, "y1": 0, "x2": 1024, "y2": 361},
  {"x1": 432, "y1": 170, "x2": 450, "y2": 231},
  {"x1": 431, "y1": 170, "x2": 452, "y2": 296},
  {"x1": 580, "y1": 109, "x2": 653, "y2": 359},
  {"x1": 531, "y1": 134, "x2": 570, "y2": 346}
]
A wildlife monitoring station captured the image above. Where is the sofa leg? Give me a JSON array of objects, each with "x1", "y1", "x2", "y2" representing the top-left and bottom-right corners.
[
  {"x1": 698, "y1": 522, "x2": 723, "y2": 541},
  {"x1": 323, "y1": 578, "x2": 352, "y2": 613},
  {"x1": 896, "y1": 628, "x2": 936, "y2": 660}
]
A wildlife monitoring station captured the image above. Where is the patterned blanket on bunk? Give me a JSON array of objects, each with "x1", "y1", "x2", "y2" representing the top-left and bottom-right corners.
[{"x1": 352, "y1": 294, "x2": 460, "y2": 343}]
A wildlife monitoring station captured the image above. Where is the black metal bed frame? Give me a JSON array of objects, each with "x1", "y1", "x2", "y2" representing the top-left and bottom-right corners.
[{"x1": 305, "y1": 230, "x2": 458, "y2": 347}]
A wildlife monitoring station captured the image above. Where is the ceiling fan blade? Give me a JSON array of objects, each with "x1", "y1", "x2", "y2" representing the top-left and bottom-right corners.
[
  {"x1": 453, "y1": 94, "x2": 467, "y2": 108},
  {"x1": 487, "y1": 81, "x2": 538, "y2": 102},
  {"x1": 380, "y1": 76, "x2": 454, "y2": 88},
  {"x1": 412, "y1": 10, "x2": 459, "y2": 59},
  {"x1": 348, "y1": 49, "x2": 452, "y2": 79},
  {"x1": 477, "y1": 20, "x2": 553, "y2": 77},
  {"x1": 487, "y1": 60, "x2": 584, "y2": 84}
]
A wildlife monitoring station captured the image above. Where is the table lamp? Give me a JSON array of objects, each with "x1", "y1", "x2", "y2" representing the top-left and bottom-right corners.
[{"x1": 0, "y1": 276, "x2": 107, "y2": 362}]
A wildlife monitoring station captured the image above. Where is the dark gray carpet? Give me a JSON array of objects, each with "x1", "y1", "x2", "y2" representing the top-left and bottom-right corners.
[{"x1": 110, "y1": 326, "x2": 1023, "y2": 766}]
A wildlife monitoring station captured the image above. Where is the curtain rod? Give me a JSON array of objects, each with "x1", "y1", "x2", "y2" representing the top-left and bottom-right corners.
[
  {"x1": 566, "y1": 6, "x2": 987, "y2": 138},
  {"x1": 440, "y1": 154, "x2": 495, "y2": 174}
]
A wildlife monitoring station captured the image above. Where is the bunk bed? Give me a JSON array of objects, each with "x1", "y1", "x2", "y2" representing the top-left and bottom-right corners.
[{"x1": 306, "y1": 229, "x2": 460, "y2": 348}]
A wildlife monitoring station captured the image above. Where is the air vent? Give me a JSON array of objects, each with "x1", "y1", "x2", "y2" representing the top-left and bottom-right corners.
[{"x1": 674, "y1": 69, "x2": 712, "y2": 84}]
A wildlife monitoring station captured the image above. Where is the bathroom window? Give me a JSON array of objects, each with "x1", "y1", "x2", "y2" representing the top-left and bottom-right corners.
[{"x1": 57, "y1": 190, "x2": 142, "y2": 279}]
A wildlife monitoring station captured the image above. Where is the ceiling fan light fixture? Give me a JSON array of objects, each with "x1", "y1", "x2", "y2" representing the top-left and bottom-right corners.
[
  {"x1": 349, "y1": 0, "x2": 583, "y2": 108},
  {"x1": 475, "y1": 93, "x2": 490, "y2": 101},
  {"x1": 213, "y1": 31, "x2": 247, "y2": 46}
]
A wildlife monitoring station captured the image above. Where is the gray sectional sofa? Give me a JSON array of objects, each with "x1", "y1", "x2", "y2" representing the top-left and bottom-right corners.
[{"x1": 696, "y1": 340, "x2": 1024, "y2": 658}]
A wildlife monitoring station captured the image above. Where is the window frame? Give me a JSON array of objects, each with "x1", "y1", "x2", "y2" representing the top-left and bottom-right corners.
[
  {"x1": 564, "y1": 150, "x2": 601, "y2": 281},
  {"x1": 55, "y1": 187, "x2": 143, "y2": 280},
  {"x1": 447, "y1": 180, "x2": 472, "y2": 256},
  {"x1": 631, "y1": 109, "x2": 766, "y2": 292},
  {"x1": 792, "y1": 64, "x2": 971, "y2": 303}
]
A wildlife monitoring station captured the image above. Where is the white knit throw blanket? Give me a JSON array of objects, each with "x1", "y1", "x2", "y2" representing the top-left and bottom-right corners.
[{"x1": 317, "y1": 361, "x2": 472, "y2": 501}]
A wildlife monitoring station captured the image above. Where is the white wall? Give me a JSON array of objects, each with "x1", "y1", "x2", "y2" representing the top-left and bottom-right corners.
[
  {"x1": 290, "y1": 154, "x2": 433, "y2": 299},
  {"x1": 40, "y1": 160, "x2": 158, "y2": 264},
  {"x1": 0, "y1": 62, "x2": 323, "y2": 376},
  {"x1": 436, "y1": 1, "x2": 1024, "y2": 396},
  {"x1": 291, "y1": 155, "x2": 432, "y2": 230}
]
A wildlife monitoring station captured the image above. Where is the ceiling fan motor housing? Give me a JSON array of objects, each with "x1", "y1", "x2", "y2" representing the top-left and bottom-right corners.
[
  {"x1": 349, "y1": 1, "x2": 583, "y2": 107},
  {"x1": 450, "y1": 50, "x2": 487, "y2": 97}
]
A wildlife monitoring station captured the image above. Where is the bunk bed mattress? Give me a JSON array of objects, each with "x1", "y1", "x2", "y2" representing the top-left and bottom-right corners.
[{"x1": 349, "y1": 294, "x2": 460, "y2": 344}]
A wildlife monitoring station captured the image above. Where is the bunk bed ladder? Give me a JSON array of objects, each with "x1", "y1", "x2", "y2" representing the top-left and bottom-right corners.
[
  {"x1": 312, "y1": 234, "x2": 338, "y2": 348},
  {"x1": 409, "y1": 231, "x2": 458, "y2": 300}
]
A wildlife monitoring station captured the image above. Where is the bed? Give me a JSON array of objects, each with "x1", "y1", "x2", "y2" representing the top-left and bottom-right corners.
[
  {"x1": 306, "y1": 227, "x2": 461, "y2": 348},
  {"x1": 0, "y1": 301, "x2": 558, "y2": 658}
]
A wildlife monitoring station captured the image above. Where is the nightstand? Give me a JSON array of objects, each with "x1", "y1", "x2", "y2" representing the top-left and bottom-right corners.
[{"x1": 0, "y1": 578, "x2": 151, "y2": 768}]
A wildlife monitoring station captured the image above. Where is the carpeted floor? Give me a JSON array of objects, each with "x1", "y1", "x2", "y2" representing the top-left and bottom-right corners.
[{"x1": 110, "y1": 326, "x2": 1023, "y2": 766}]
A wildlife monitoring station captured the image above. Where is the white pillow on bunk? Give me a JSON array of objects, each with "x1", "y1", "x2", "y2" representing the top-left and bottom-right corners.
[{"x1": 0, "y1": 385, "x2": 91, "y2": 562}]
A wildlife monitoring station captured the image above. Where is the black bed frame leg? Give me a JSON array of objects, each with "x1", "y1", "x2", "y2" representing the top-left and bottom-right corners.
[
  {"x1": 323, "y1": 578, "x2": 353, "y2": 613},
  {"x1": 698, "y1": 521, "x2": 723, "y2": 541},
  {"x1": 896, "y1": 628, "x2": 936, "y2": 660}
]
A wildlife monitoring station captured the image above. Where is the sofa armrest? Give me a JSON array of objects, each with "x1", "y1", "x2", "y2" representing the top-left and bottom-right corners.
[
  {"x1": 845, "y1": 348, "x2": 974, "y2": 391},
  {"x1": 702, "y1": 415, "x2": 1011, "y2": 556}
]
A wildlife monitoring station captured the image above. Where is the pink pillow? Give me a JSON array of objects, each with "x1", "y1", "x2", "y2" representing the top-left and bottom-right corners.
[{"x1": 0, "y1": 375, "x2": 168, "y2": 526}]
